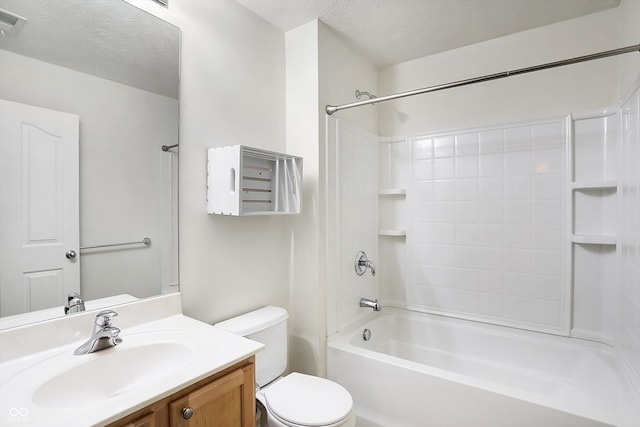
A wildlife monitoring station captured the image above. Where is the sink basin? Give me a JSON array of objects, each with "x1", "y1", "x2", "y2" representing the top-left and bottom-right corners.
[
  {"x1": 1, "y1": 330, "x2": 194, "y2": 412},
  {"x1": 32, "y1": 341, "x2": 191, "y2": 408}
]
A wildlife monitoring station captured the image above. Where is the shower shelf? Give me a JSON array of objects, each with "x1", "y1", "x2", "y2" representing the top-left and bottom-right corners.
[
  {"x1": 378, "y1": 188, "x2": 406, "y2": 196},
  {"x1": 571, "y1": 180, "x2": 617, "y2": 190},
  {"x1": 571, "y1": 234, "x2": 616, "y2": 245},
  {"x1": 207, "y1": 145, "x2": 303, "y2": 216},
  {"x1": 378, "y1": 229, "x2": 406, "y2": 237}
]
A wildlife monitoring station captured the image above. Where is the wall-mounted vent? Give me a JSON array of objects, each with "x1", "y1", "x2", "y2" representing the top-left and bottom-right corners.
[{"x1": 0, "y1": 8, "x2": 27, "y2": 37}]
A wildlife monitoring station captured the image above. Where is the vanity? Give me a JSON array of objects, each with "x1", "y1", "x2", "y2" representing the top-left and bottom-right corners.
[
  {"x1": 0, "y1": 294, "x2": 262, "y2": 426},
  {"x1": 109, "y1": 357, "x2": 255, "y2": 427}
]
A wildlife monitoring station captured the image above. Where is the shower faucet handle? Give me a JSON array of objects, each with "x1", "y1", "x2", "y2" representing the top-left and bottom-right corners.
[{"x1": 355, "y1": 251, "x2": 376, "y2": 277}]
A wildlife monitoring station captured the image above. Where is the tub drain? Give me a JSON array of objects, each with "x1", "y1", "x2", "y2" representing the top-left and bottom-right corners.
[{"x1": 362, "y1": 328, "x2": 371, "y2": 341}]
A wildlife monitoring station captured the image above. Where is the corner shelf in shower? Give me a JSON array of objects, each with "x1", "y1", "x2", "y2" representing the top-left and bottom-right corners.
[
  {"x1": 378, "y1": 229, "x2": 406, "y2": 237},
  {"x1": 571, "y1": 184, "x2": 617, "y2": 245},
  {"x1": 378, "y1": 188, "x2": 406, "y2": 197},
  {"x1": 570, "y1": 180, "x2": 617, "y2": 190},
  {"x1": 569, "y1": 108, "x2": 621, "y2": 342},
  {"x1": 571, "y1": 234, "x2": 616, "y2": 245}
]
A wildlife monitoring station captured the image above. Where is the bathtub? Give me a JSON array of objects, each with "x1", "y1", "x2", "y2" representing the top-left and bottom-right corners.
[{"x1": 327, "y1": 308, "x2": 640, "y2": 427}]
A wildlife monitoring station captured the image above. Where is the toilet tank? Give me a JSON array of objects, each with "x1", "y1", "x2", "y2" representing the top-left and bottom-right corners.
[{"x1": 214, "y1": 306, "x2": 289, "y2": 387}]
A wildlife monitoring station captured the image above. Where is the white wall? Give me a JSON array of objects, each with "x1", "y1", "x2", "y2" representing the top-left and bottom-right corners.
[
  {"x1": 0, "y1": 49, "x2": 178, "y2": 301},
  {"x1": 285, "y1": 21, "x2": 323, "y2": 376},
  {"x1": 159, "y1": 0, "x2": 290, "y2": 327},
  {"x1": 130, "y1": 0, "x2": 290, "y2": 323},
  {"x1": 617, "y1": 0, "x2": 640, "y2": 100},
  {"x1": 285, "y1": 20, "x2": 379, "y2": 375},
  {"x1": 379, "y1": 9, "x2": 621, "y2": 137},
  {"x1": 319, "y1": 23, "x2": 379, "y2": 136}
]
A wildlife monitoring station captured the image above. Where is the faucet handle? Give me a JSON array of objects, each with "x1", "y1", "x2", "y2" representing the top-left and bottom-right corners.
[
  {"x1": 95, "y1": 310, "x2": 118, "y2": 327},
  {"x1": 355, "y1": 251, "x2": 376, "y2": 277},
  {"x1": 67, "y1": 292, "x2": 82, "y2": 302},
  {"x1": 64, "y1": 292, "x2": 85, "y2": 315}
]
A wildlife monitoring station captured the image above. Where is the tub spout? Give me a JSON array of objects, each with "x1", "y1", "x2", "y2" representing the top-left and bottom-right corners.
[{"x1": 360, "y1": 297, "x2": 381, "y2": 312}]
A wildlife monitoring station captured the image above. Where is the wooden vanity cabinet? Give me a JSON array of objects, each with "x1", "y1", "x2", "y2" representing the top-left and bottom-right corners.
[
  {"x1": 108, "y1": 357, "x2": 255, "y2": 427},
  {"x1": 119, "y1": 413, "x2": 156, "y2": 427}
]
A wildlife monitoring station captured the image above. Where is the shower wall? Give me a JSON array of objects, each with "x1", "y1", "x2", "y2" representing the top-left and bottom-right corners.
[
  {"x1": 326, "y1": 119, "x2": 378, "y2": 333},
  {"x1": 160, "y1": 150, "x2": 179, "y2": 294},
  {"x1": 368, "y1": 5, "x2": 639, "y2": 383},
  {"x1": 376, "y1": 8, "x2": 620, "y2": 317},
  {"x1": 329, "y1": 98, "x2": 638, "y2": 388},
  {"x1": 620, "y1": 88, "x2": 640, "y2": 381},
  {"x1": 406, "y1": 118, "x2": 568, "y2": 334}
]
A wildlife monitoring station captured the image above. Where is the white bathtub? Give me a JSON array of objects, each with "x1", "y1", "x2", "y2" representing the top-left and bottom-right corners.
[{"x1": 327, "y1": 309, "x2": 640, "y2": 427}]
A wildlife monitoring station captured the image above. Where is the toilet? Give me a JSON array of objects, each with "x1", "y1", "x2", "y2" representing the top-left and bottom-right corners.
[{"x1": 214, "y1": 306, "x2": 356, "y2": 427}]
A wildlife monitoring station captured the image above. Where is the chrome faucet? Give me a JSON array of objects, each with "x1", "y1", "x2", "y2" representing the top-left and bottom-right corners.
[
  {"x1": 64, "y1": 292, "x2": 85, "y2": 315},
  {"x1": 74, "y1": 310, "x2": 122, "y2": 355},
  {"x1": 360, "y1": 297, "x2": 381, "y2": 312}
]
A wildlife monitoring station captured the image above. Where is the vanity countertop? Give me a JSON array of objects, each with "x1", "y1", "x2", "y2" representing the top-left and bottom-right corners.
[{"x1": 0, "y1": 294, "x2": 263, "y2": 426}]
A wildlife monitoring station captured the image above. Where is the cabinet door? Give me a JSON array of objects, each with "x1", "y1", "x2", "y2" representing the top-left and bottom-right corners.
[
  {"x1": 120, "y1": 412, "x2": 156, "y2": 427},
  {"x1": 169, "y1": 365, "x2": 255, "y2": 427}
]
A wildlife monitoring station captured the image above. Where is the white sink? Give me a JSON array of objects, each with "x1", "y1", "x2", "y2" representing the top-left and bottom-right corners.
[
  {"x1": 32, "y1": 340, "x2": 191, "y2": 408},
  {"x1": 2, "y1": 329, "x2": 195, "y2": 410}
]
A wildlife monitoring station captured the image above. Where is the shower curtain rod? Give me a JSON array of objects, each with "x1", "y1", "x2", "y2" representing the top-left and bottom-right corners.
[{"x1": 326, "y1": 43, "x2": 640, "y2": 115}]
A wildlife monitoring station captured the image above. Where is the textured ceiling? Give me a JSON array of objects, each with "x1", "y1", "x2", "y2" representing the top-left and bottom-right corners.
[
  {"x1": 0, "y1": 0, "x2": 621, "y2": 96},
  {"x1": 0, "y1": 0, "x2": 179, "y2": 98},
  {"x1": 234, "y1": 0, "x2": 621, "y2": 67}
]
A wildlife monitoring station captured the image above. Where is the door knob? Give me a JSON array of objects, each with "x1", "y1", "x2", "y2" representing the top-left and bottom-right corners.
[
  {"x1": 65, "y1": 250, "x2": 77, "y2": 259},
  {"x1": 182, "y1": 407, "x2": 194, "y2": 419}
]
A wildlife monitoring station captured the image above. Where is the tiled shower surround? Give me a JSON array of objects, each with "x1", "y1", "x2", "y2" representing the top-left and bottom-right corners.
[
  {"x1": 329, "y1": 87, "x2": 640, "y2": 388},
  {"x1": 407, "y1": 119, "x2": 568, "y2": 333}
]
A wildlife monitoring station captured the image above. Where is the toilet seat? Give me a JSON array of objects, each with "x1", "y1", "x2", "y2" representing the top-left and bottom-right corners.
[{"x1": 263, "y1": 373, "x2": 354, "y2": 427}]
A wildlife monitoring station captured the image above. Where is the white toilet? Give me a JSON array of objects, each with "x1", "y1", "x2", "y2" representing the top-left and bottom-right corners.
[{"x1": 214, "y1": 306, "x2": 356, "y2": 427}]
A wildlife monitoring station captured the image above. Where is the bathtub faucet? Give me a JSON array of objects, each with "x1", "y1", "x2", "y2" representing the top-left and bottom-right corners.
[
  {"x1": 360, "y1": 297, "x2": 381, "y2": 312},
  {"x1": 355, "y1": 251, "x2": 376, "y2": 277}
]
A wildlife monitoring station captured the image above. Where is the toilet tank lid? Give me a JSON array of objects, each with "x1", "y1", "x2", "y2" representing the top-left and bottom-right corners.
[{"x1": 214, "y1": 306, "x2": 289, "y2": 336}]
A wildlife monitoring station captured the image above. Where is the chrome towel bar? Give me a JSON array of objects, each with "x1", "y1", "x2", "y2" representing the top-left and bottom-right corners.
[{"x1": 80, "y1": 237, "x2": 151, "y2": 251}]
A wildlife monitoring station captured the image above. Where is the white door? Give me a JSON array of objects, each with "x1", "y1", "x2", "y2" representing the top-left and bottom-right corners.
[{"x1": 0, "y1": 99, "x2": 80, "y2": 317}]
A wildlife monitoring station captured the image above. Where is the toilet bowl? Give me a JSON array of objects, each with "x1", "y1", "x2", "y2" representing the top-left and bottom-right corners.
[
  {"x1": 258, "y1": 373, "x2": 355, "y2": 427},
  {"x1": 214, "y1": 306, "x2": 356, "y2": 427}
]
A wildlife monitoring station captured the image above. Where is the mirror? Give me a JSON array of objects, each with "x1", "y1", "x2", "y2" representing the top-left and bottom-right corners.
[{"x1": 0, "y1": 0, "x2": 180, "y2": 328}]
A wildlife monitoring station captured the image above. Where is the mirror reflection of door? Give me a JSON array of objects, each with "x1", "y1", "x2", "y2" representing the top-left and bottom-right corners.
[{"x1": 0, "y1": 98, "x2": 80, "y2": 316}]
